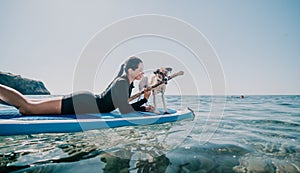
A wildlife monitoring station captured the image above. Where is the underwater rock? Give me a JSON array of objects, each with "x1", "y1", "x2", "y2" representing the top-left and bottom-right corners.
[
  {"x1": 233, "y1": 157, "x2": 275, "y2": 172},
  {"x1": 233, "y1": 155, "x2": 275, "y2": 173},
  {"x1": 274, "y1": 160, "x2": 300, "y2": 173},
  {"x1": 233, "y1": 155, "x2": 300, "y2": 173},
  {"x1": 0, "y1": 71, "x2": 50, "y2": 95}
]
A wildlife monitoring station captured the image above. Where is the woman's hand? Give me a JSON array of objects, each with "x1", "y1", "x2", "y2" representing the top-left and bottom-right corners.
[
  {"x1": 145, "y1": 105, "x2": 154, "y2": 112},
  {"x1": 143, "y1": 88, "x2": 151, "y2": 100}
]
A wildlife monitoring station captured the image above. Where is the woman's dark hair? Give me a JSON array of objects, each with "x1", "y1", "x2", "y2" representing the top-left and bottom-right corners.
[
  {"x1": 104, "y1": 56, "x2": 142, "y2": 92},
  {"x1": 124, "y1": 56, "x2": 143, "y2": 74},
  {"x1": 116, "y1": 56, "x2": 143, "y2": 76}
]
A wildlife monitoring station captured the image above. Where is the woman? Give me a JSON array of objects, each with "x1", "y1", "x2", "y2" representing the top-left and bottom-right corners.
[{"x1": 0, "y1": 56, "x2": 152, "y2": 115}]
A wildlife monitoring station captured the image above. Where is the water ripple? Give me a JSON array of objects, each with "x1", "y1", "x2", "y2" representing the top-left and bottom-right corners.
[{"x1": 0, "y1": 95, "x2": 300, "y2": 172}]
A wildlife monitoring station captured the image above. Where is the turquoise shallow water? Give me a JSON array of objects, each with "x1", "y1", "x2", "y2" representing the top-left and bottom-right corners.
[{"x1": 0, "y1": 95, "x2": 299, "y2": 172}]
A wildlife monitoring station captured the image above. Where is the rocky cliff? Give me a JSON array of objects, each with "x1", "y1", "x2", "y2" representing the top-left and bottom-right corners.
[{"x1": 0, "y1": 72, "x2": 51, "y2": 95}]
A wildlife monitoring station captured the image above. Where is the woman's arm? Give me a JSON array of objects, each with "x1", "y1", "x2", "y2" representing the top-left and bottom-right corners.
[
  {"x1": 131, "y1": 98, "x2": 147, "y2": 111},
  {"x1": 130, "y1": 88, "x2": 151, "y2": 111},
  {"x1": 111, "y1": 80, "x2": 135, "y2": 114}
]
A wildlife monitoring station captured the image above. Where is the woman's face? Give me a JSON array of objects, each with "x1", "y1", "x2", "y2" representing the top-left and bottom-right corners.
[{"x1": 133, "y1": 63, "x2": 144, "y2": 80}]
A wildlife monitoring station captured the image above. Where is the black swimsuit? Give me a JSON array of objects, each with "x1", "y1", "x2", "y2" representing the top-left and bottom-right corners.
[{"x1": 61, "y1": 75, "x2": 147, "y2": 114}]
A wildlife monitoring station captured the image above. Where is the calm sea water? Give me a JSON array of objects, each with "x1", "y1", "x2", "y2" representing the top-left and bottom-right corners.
[{"x1": 0, "y1": 95, "x2": 299, "y2": 173}]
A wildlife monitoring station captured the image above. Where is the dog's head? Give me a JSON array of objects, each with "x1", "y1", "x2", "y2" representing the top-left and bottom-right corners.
[{"x1": 154, "y1": 67, "x2": 172, "y2": 84}]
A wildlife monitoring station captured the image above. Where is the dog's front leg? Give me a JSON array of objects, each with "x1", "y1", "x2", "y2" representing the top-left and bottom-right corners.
[
  {"x1": 161, "y1": 92, "x2": 169, "y2": 114},
  {"x1": 152, "y1": 91, "x2": 160, "y2": 114}
]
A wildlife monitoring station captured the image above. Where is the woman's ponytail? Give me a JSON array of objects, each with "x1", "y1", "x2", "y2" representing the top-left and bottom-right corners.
[
  {"x1": 117, "y1": 64, "x2": 125, "y2": 78},
  {"x1": 103, "y1": 64, "x2": 125, "y2": 92}
]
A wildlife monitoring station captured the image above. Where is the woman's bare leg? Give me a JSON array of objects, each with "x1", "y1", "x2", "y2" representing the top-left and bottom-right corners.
[
  {"x1": 26, "y1": 98, "x2": 62, "y2": 115},
  {"x1": 0, "y1": 84, "x2": 62, "y2": 114},
  {"x1": 0, "y1": 84, "x2": 29, "y2": 109}
]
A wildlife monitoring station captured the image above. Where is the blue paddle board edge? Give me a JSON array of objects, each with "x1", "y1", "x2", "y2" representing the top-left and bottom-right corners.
[{"x1": 0, "y1": 108, "x2": 194, "y2": 136}]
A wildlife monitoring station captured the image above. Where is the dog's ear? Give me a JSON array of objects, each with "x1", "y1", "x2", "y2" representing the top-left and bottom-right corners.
[
  {"x1": 154, "y1": 69, "x2": 160, "y2": 74},
  {"x1": 166, "y1": 67, "x2": 172, "y2": 72}
]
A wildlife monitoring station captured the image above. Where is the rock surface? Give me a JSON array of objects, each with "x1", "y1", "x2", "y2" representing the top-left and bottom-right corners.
[{"x1": 0, "y1": 71, "x2": 50, "y2": 95}]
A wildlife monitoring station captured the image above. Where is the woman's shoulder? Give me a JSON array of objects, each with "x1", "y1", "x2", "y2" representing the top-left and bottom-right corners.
[
  {"x1": 113, "y1": 75, "x2": 129, "y2": 86},
  {"x1": 116, "y1": 75, "x2": 128, "y2": 82}
]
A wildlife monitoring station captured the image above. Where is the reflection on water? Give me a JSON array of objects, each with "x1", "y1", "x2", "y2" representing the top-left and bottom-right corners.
[{"x1": 0, "y1": 95, "x2": 300, "y2": 172}]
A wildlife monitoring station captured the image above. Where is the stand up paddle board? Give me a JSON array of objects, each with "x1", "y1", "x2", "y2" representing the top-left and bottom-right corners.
[{"x1": 0, "y1": 108, "x2": 194, "y2": 136}]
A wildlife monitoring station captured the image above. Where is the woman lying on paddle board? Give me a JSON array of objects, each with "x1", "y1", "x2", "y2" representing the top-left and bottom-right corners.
[{"x1": 0, "y1": 56, "x2": 153, "y2": 115}]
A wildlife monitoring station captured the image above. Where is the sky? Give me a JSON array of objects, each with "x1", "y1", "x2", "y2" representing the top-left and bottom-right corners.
[{"x1": 0, "y1": 0, "x2": 299, "y2": 95}]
